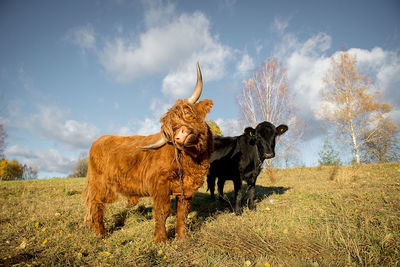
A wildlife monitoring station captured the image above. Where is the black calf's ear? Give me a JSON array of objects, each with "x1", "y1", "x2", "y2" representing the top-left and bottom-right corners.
[
  {"x1": 244, "y1": 127, "x2": 256, "y2": 136},
  {"x1": 276, "y1": 125, "x2": 288, "y2": 135}
]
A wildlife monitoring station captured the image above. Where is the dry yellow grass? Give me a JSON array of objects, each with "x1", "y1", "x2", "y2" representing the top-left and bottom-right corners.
[{"x1": 1, "y1": 162, "x2": 399, "y2": 266}]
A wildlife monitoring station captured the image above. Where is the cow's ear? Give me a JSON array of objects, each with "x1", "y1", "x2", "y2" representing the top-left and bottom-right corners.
[
  {"x1": 244, "y1": 127, "x2": 256, "y2": 136},
  {"x1": 196, "y1": 99, "x2": 214, "y2": 119},
  {"x1": 276, "y1": 124, "x2": 288, "y2": 135}
]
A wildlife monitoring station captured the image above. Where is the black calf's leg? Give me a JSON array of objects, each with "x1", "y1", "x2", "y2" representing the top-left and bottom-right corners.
[
  {"x1": 233, "y1": 179, "x2": 244, "y2": 215},
  {"x1": 207, "y1": 175, "x2": 216, "y2": 199},
  {"x1": 247, "y1": 183, "x2": 256, "y2": 210},
  {"x1": 217, "y1": 178, "x2": 225, "y2": 201}
]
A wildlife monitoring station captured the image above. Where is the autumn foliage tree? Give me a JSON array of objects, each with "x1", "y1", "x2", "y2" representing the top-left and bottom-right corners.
[
  {"x1": 237, "y1": 57, "x2": 303, "y2": 167},
  {"x1": 206, "y1": 120, "x2": 222, "y2": 136},
  {"x1": 0, "y1": 158, "x2": 24, "y2": 181},
  {"x1": 320, "y1": 51, "x2": 396, "y2": 164}
]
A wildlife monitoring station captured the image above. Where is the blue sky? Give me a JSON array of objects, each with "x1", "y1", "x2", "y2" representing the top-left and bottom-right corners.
[{"x1": 1, "y1": 0, "x2": 399, "y2": 178}]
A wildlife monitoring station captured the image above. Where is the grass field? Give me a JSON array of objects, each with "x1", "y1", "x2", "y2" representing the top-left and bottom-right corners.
[{"x1": 1, "y1": 162, "x2": 399, "y2": 266}]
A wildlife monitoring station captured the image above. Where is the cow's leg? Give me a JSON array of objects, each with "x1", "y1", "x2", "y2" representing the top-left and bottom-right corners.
[
  {"x1": 85, "y1": 200, "x2": 107, "y2": 237},
  {"x1": 175, "y1": 196, "x2": 192, "y2": 239},
  {"x1": 152, "y1": 192, "x2": 171, "y2": 243},
  {"x1": 247, "y1": 183, "x2": 256, "y2": 210},
  {"x1": 207, "y1": 175, "x2": 216, "y2": 199},
  {"x1": 217, "y1": 178, "x2": 225, "y2": 201},
  {"x1": 84, "y1": 181, "x2": 110, "y2": 237},
  {"x1": 233, "y1": 179, "x2": 244, "y2": 215}
]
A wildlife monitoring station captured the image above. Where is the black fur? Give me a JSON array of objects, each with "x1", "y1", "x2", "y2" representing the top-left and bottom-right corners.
[{"x1": 207, "y1": 121, "x2": 288, "y2": 214}]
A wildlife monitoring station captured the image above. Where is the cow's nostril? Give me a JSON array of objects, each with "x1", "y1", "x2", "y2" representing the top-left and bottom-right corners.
[
  {"x1": 265, "y1": 153, "x2": 274, "y2": 159},
  {"x1": 175, "y1": 127, "x2": 189, "y2": 143}
]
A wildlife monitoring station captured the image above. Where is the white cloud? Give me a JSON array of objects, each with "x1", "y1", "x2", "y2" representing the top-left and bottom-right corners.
[
  {"x1": 161, "y1": 39, "x2": 232, "y2": 98},
  {"x1": 5, "y1": 145, "x2": 76, "y2": 175},
  {"x1": 27, "y1": 105, "x2": 100, "y2": 149},
  {"x1": 236, "y1": 53, "x2": 255, "y2": 77},
  {"x1": 94, "y1": 3, "x2": 232, "y2": 99},
  {"x1": 136, "y1": 118, "x2": 160, "y2": 135},
  {"x1": 344, "y1": 47, "x2": 400, "y2": 98},
  {"x1": 98, "y1": 11, "x2": 218, "y2": 83},
  {"x1": 66, "y1": 24, "x2": 96, "y2": 52},
  {"x1": 116, "y1": 118, "x2": 160, "y2": 136},
  {"x1": 5, "y1": 145, "x2": 37, "y2": 159},
  {"x1": 215, "y1": 118, "x2": 242, "y2": 136},
  {"x1": 150, "y1": 98, "x2": 172, "y2": 118},
  {"x1": 273, "y1": 29, "x2": 400, "y2": 126}
]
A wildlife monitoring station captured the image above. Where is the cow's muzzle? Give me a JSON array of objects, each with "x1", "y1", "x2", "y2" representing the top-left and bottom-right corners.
[
  {"x1": 264, "y1": 153, "x2": 275, "y2": 159},
  {"x1": 174, "y1": 126, "x2": 198, "y2": 148}
]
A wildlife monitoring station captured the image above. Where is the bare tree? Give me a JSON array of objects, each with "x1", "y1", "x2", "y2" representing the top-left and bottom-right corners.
[
  {"x1": 69, "y1": 152, "x2": 88, "y2": 178},
  {"x1": 22, "y1": 164, "x2": 38, "y2": 180},
  {"x1": 237, "y1": 57, "x2": 303, "y2": 168},
  {"x1": 320, "y1": 51, "x2": 395, "y2": 164}
]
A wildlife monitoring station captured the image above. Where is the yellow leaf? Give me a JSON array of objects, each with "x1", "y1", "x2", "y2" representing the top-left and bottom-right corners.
[
  {"x1": 35, "y1": 222, "x2": 39, "y2": 228},
  {"x1": 283, "y1": 229, "x2": 289, "y2": 234},
  {"x1": 265, "y1": 262, "x2": 270, "y2": 267},
  {"x1": 17, "y1": 240, "x2": 27, "y2": 249},
  {"x1": 100, "y1": 251, "x2": 111, "y2": 257},
  {"x1": 41, "y1": 239, "x2": 47, "y2": 247}
]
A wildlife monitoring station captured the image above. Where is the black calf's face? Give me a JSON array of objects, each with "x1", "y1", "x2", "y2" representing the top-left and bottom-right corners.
[{"x1": 254, "y1": 121, "x2": 288, "y2": 159}]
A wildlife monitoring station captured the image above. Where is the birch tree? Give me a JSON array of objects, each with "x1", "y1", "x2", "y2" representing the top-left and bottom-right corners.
[
  {"x1": 360, "y1": 118, "x2": 399, "y2": 163},
  {"x1": 237, "y1": 57, "x2": 303, "y2": 167},
  {"x1": 320, "y1": 51, "x2": 394, "y2": 164}
]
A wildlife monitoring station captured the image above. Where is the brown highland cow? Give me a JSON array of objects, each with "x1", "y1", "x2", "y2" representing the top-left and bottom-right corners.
[{"x1": 83, "y1": 62, "x2": 213, "y2": 243}]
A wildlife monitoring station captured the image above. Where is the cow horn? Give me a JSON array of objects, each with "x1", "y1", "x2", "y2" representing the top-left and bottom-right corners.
[
  {"x1": 187, "y1": 61, "x2": 203, "y2": 104},
  {"x1": 137, "y1": 135, "x2": 167, "y2": 149}
]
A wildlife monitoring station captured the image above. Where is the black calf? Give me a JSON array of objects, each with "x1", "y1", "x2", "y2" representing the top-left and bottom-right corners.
[{"x1": 207, "y1": 121, "x2": 288, "y2": 214}]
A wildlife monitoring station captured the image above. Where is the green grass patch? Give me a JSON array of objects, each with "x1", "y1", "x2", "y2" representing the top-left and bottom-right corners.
[{"x1": 1, "y1": 163, "x2": 399, "y2": 266}]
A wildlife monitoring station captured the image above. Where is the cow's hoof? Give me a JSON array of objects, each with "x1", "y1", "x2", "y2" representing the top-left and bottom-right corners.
[
  {"x1": 154, "y1": 236, "x2": 168, "y2": 243},
  {"x1": 175, "y1": 233, "x2": 188, "y2": 240},
  {"x1": 234, "y1": 209, "x2": 243, "y2": 216}
]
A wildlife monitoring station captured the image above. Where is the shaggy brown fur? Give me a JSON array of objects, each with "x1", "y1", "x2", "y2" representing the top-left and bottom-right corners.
[{"x1": 83, "y1": 98, "x2": 213, "y2": 243}]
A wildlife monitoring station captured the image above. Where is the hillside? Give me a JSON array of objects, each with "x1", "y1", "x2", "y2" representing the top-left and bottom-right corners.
[{"x1": 1, "y1": 163, "x2": 399, "y2": 266}]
